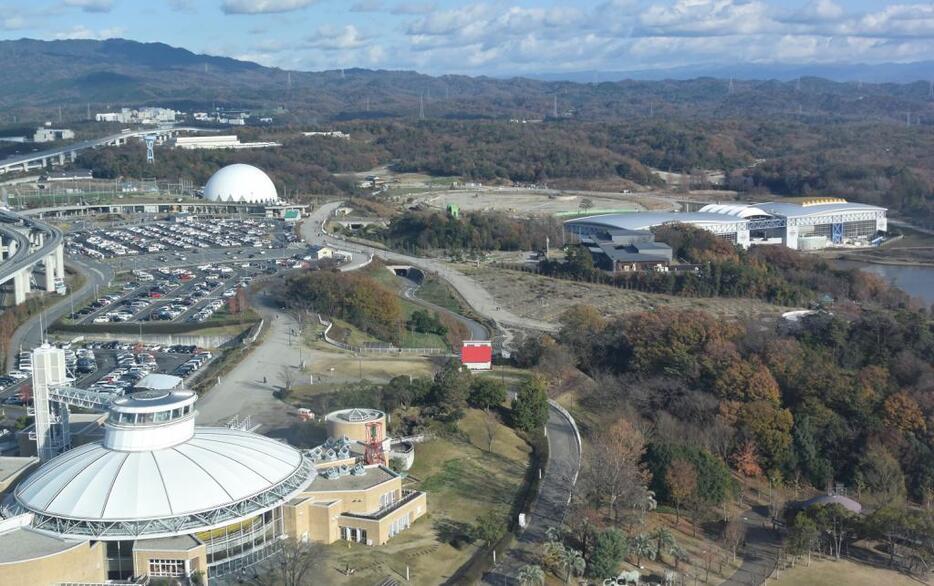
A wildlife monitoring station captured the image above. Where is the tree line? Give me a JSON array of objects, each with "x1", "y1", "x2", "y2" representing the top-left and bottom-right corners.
[
  {"x1": 373, "y1": 209, "x2": 564, "y2": 254},
  {"x1": 511, "y1": 301, "x2": 933, "y2": 580},
  {"x1": 541, "y1": 224, "x2": 911, "y2": 308}
]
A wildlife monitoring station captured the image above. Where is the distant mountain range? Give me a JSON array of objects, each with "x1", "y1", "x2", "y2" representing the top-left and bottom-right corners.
[
  {"x1": 1, "y1": 38, "x2": 932, "y2": 124},
  {"x1": 525, "y1": 61, "x2": 934, "y2": 84}
]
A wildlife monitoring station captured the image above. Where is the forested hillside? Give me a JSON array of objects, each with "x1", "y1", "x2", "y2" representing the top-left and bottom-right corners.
[{"x1": 524, "y1": 300, "x2": 934, "y2": 509}]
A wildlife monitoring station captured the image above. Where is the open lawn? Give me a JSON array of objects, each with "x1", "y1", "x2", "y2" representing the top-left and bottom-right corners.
[
  {"x1": 363, "y1": 264, "x2": 449, "y2": 350},
  {"x1": 295, "y1": 347, "x2": 437, "y2": 387},
  {"x1": 772, "y1": 558, "x2": 925, "y2": 586},
  {"x1": 461, "y1": 265, "x2": 790, "y2": 322},
  {"x1": 415, "y1": 277, "x2": 467, "y2": 314},
  {"x1": 315, "y1": 409, "x2": 532, "y2": 585}
]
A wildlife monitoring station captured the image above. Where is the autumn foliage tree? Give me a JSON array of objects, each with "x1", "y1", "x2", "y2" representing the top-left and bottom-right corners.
[
  {"x1": 731, "y1": 440, "x2": 763, "y2": 479},
  {"x1": 882, "y1": 391, "x2": 926, "y2": 434},
  {"x1": 281, "y1": 269, "x2": 402, "y2": 344},
  {"x1": 665, "y1": 458, "x2": 697, "y2": 523}
]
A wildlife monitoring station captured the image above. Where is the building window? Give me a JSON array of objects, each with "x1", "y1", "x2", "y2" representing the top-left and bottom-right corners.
[{"x1": 149, "y1": 558, "x2": 186, "y2": 577}]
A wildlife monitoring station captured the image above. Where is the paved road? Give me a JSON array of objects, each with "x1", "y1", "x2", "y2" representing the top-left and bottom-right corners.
[
  {"x1": 720, "y1": 506, "x2": 781, "y2": 586},
  {"x1": 481, "y1": 402, "x2": 581, "y2": 584},
  {"x1": 195, "y1": 292, "x2": 304, "y2": 429},
  {"x1": 398, "y1": 275, "x2": 490, "y2": 340},
  {"x1": 298, "y1": 203, "x2": 581, "y2": 585},
  {"x1": 300, "y1": 202, "x2": 558, "y2": 350},
  {"x1": 4, "y1": 256, "x2": 113, "y2": 374}
]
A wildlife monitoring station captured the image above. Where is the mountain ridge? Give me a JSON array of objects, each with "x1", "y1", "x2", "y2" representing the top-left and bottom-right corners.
[{"x1": 2, "y1": 38, "x2": 933, "y2": 124}]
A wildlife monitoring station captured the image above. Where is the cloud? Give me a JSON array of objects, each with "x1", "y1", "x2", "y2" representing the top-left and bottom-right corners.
[
  {"x1": 391, "y1": 1, "x2": 436, "y2": 15},
  {"x1": 240, "y1": 1, "x2": 934, "y2": 75},
  {"x1": 350, "y1": 0, "x2": 382, "y2": 12},
  {"x1": 1, "y1": 15, "x2": 26, "y2": 30},
  {"x1": 307, "y1": 24, "x2": 372, "y2": 50},
  {"x1": 63, "y1": 0, "x2": 114, "y2": 13},
  {"x1": 166, "y1": 0, "x2": 196, "y2": 13},
  {"x1": 221, "y1": 0, "x2": 317, "y2": 15},
  {"x1": 53, "y1": 25, "x2": 126, "y2": 39}
]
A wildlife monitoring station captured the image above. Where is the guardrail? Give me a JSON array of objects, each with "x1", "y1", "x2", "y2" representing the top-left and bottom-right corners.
[
  {"x1": 244, "y1": 318, "x2": 264, "y2": 346},
  {"x1": 317, "y1": 313, "x2": 449, "y2": 356},
  {"x1": 341, "y1": 489, "x2": 424, "y2": 520},
  {"x1": 547, "y1": 399, "x2": 583, "y2": 487}
]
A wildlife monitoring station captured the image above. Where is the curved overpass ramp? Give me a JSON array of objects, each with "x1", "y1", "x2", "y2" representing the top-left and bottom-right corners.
[{"x1": 0, "y1": 209, "x2": 65, "y2": 305}]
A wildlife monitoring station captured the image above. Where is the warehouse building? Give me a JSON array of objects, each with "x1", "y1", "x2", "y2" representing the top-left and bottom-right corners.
[
  {"x1": 581, "y1": 228, "x2": 673, "y2": 272},
  {"x1": 565, "y1": 198, "x2": 887, "y2": 251}
]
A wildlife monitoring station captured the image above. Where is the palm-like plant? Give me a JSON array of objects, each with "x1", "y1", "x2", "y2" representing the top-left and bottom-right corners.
[
  {"x1": 545, "y1": 526, "x2": 562, "y2": 544},
  {"x1": 517, "y1": 564, "x2": 545, "y2": 586},
  {"x1": 542, "y1": 540, "x2": 565, "y2": 573},
  {"x1": 518, "y1": 565, "x2": 545, "y2": 586},
  {"x1": 669, "y1": 545, "x2": 689, "y2": 570},
  {"x1": 559, "y1": 546, "x2": 586, "y2": 584},
  {"x1": 631, "y1": 533, "x2": 658, "y2": 568},
  {"x1": 654, "y1": 527, "x2": 676, "y2": 563}
]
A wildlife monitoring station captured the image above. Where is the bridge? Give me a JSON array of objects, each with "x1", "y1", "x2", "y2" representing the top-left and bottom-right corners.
[
  {"x1": 0, "y1": 209, "x2": 64, "y2": 305},
  {"x1": 0, "y1": 126, "x2": 213, "y2": 175}
]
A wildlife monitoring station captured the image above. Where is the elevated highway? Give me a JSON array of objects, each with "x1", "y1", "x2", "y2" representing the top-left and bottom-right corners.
[
  {"x1": 0, "y1": 126, "x2": 213, "y2": 175},
  {"x1": 0, "y1": 209, "x2": 65, "y2": 305}
]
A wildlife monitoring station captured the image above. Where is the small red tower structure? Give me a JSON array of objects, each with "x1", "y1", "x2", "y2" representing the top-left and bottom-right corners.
[{"x1": 363, "y1": 420, "x2": 385, "y2": 465}]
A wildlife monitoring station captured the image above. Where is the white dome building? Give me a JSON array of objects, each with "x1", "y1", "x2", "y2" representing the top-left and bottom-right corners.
[
  {"x1": 5, "y1": 388, "x2": 315, "y2": 581},
  {"x1": 0, "y1": 346, "x2": 428, "y2": 585},
  {"x1": 203, "y1": 164, "x2": 278, "y2": 203}
]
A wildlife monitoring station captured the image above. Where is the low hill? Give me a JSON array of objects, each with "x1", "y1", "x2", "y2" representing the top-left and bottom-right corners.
[{"x1": 2, "y1": 38, "x2": 934, "y2": 125}]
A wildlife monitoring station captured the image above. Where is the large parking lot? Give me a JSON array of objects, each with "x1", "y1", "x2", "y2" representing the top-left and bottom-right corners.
[
  {"x1": 1, "y1": 341, "x2": 212, "y2": 406},
  {"x1": 64, "y1": 216, "x2": 296, "y2": 260},
  {"x1": 69, "y1": 262, "x2": 266, "y2": 325}
]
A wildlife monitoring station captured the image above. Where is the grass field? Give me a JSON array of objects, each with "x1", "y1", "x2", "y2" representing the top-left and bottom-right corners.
[
  {"x1": 414, "y1": 277, "x2": 465, "y2": 314},
  {"x1": 363, "y1": 264, "x2": 449, "y2": 350},
  {"x1": 461, "y1": 265, "x2": 790, "y2": 322},
  {"x1": 772, "y1": 558, "x2": 923, "y2": 586},
  {"x1": 315, "y1": 409, "x2": 532, "y2": 585}
]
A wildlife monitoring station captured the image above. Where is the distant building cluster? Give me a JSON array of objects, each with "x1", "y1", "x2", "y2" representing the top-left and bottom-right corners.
[
  {"x1": 170, "y1": 135, "x2": 280, "y2": 151},
  {"x1": 33, "y1": 127, "x2": 75, "y2": 143},
  {"x1": 1, "y1": 124, "x2": 76, "y2": 144},
  {"x1": 192, "y1": 109, "x2": 250, "y2": 126},
  {"x1": 95, "y1": 107, "x2": 178, "y2": 125},
  {"x1": 302, "y1": 130, "x2": 350, "y2": 139}
]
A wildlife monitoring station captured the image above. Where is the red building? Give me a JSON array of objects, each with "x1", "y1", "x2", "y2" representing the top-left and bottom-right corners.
[{"x1": 461, "y1": 340, "x2": 492, "y2": 370}]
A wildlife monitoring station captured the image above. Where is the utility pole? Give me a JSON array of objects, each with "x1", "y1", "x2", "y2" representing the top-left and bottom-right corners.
[
  {"x1": 418, "y1": 93, "x2": 425, "y2": 120},
  {"x1": 552, "y1": 94, "x2": 558, "y2": 118}
]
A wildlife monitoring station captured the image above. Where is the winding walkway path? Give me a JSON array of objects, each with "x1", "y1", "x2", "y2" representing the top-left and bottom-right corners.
[{"x1": 303, "y1": 202, "x2": 582, "y2": 584}]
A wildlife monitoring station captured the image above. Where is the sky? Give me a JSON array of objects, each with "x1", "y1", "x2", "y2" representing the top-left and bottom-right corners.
[{"x1": 0, "y1": 1, "x2": 932, "y2": 75}]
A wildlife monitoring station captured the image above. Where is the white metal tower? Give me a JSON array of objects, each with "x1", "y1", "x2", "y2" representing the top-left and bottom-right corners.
[
  {"x1": 145, "y1": 135, "x2": 156, "y2": 164},
  {"x1": 30, "y1": 344, "x2": 71, "y2": 462}
]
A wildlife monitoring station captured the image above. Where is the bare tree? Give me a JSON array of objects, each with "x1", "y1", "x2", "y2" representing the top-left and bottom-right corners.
[
  {"x1": 484, "y1": 408, "x2": 498, "y2": 453},
  {"x1": 721, "y1": 520, "x2": 746, "y2": 563},
  {"x1": 585, "y1": 419, "x2": 651, "y2": 526},
  {"x1": 279, "y1": 365, "x2": 296, "y2": 398},
  {"x1": 249, "y1": 539, "x2": 326, "y2": 586}
]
